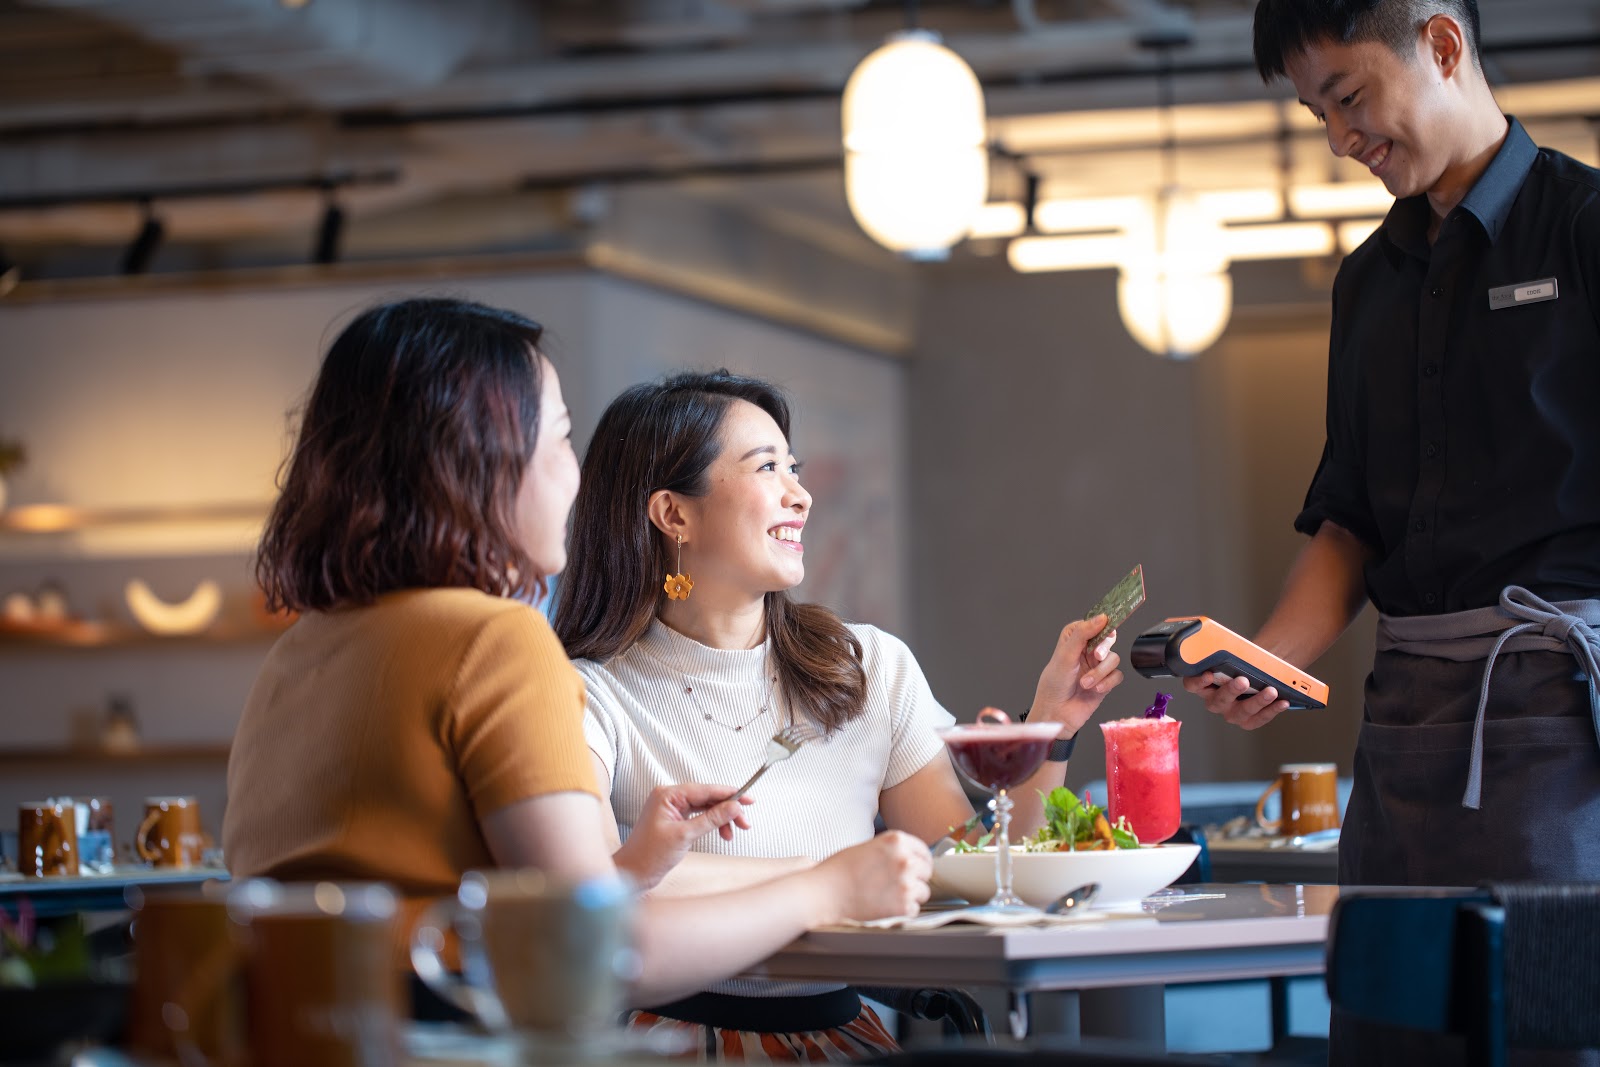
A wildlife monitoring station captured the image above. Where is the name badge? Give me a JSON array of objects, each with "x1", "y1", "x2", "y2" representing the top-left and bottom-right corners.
[{"x1": 1488, "y1": 277, "x2": 1558, "y2": 310}]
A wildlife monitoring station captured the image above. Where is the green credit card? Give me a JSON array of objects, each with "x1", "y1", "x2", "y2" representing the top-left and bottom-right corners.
[{"x1": 1085, "y1": 564, "x2": 1146, "y2": 645}]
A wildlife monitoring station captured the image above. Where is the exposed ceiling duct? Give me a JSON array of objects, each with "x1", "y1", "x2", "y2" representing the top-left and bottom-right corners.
[
  {"x1": 29, "y1": 0, "x2": 523, "y2": 104},
  {"x1": 4, "y1": 0, "x2": 1599, "y2": 283}
]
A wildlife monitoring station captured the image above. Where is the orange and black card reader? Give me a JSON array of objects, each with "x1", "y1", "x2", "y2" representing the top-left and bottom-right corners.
[{"x1": 1130, "y1": 616, "x2": 1329, "y2": 711}]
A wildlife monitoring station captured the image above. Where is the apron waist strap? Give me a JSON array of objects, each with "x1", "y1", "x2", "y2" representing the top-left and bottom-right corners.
[{"x1": 1375, "y1": 587, "x2": 1600, "y2": 811}]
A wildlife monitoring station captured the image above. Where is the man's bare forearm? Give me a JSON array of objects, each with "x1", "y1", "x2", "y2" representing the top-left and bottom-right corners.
[{"x1": 1254, "y1": 521, "x2": 1373, "y2": 668}]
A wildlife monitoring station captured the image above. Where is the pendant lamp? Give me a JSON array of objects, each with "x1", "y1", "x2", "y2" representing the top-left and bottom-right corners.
[
  {"x1": 842, "y1": 29, "x2": 988, "y2": 261},
  {"x1": 1115, "y1": 43, "x2": 1232, "y2": 359}
]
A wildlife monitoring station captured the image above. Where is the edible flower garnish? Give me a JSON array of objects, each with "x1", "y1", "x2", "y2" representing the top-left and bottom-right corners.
[{"x1": 1144, "y1": 692, "x2": 1173, "y2": 720}]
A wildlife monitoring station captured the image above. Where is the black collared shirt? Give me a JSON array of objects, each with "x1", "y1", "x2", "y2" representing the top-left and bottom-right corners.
[{"x1": 1295, "y1": 118, "x2": 1600, "y2": 617}]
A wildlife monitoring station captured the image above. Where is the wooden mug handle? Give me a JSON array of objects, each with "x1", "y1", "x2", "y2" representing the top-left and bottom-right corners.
[
  {"x1": 136, "y1": 807, "x2": 164, "y2": 863},
  {"x1": 1254, "y1": 779, "x2": 1283, "y2": 835},
  {"x1": 42, "y1": 819, "x2": 68, "y2": 872}
]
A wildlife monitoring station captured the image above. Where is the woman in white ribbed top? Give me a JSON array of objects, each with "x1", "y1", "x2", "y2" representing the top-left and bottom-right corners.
[{"x1": 554, "y1": 371, "x2": 1124, "y2": 1059}]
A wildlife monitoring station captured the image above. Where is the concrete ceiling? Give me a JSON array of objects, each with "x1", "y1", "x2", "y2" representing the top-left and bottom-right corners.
[{"x1": 3, "y1": 0, "x2": 1599, "y2": 282}]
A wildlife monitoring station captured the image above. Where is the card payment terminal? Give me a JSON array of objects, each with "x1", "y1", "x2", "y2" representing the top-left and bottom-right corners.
[{"x1": 1130, "y1": 616, "x2": 1329, "y2": 711}]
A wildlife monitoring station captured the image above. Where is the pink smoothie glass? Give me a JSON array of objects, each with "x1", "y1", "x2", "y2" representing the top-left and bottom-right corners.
[{"x1": 1099, "y1": 695, "x2": 1182, "y2": 844}]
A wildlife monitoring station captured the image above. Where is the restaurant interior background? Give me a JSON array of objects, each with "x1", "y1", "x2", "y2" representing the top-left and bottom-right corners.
[{"x1": 2, "y1": 0, "x2": 1599, "y2": 829}]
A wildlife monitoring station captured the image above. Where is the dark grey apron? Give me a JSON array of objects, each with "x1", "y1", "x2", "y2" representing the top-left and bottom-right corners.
[
  {"x1": 1331, "y1": 588, "x2": 1600, "y2": 1066},
  {"x1": 1340, "y1": 586, "x2": 1600, "y2": 887}
]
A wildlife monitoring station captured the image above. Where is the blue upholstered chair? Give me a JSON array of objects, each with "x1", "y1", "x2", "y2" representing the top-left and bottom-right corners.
[{"x1": 1326, "y1": 884, "x2": 1600, "y2": 1067}]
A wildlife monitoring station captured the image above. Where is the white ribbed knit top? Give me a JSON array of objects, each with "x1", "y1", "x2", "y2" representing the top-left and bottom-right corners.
[{"x1": 577, "y1": 619, "x2": 954, "y2": 1000}]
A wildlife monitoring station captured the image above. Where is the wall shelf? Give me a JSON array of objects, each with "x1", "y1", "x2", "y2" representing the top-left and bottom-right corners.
[
  {"x1": 0, "y1": 502, "x2": 270, "y2": 535},
  {"x1": 0, "y1": 618, "x2": 291, "y2": 649},
  {"x1": 0, "y1": 745, "x2": 230, "y2": 766}
]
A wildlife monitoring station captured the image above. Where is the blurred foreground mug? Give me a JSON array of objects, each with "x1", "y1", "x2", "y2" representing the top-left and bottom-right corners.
[
  {"x1": 129, "y1": 880, "x2": 401, "y2": 1067},
  {"x1": 1255, "y1": 763, "x2": 1340, "y2": 836},
  {"x1": 237, "y1": 881, "x2": 402, "y2": 1067},
  {"x1": 137, "y1": 795, "x2": 206, "y2": 867},
  {"x1": 128, "y1": 891, "x2": 245, "y2": 1064},
  {"x1": 18, "y1": 800, "x2": 78, "y2": 877},
  {"x1": 411, "y1": 870, "x2": 638, "y2": 1037}
]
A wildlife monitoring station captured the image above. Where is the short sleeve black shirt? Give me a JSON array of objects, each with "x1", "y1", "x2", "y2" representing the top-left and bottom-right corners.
[{"x1": 1295, "y1": 118, "x2": 1600, "y2": 617}]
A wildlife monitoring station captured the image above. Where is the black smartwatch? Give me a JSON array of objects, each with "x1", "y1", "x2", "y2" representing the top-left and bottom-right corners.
[{"x1": 1019, "y1": 707, "x2": 1078, "y2": 762}]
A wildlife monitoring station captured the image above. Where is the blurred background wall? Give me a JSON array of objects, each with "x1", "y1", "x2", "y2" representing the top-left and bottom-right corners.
[
  {"x1": 0, "y1": 268, "x2": 909, "y2": 825},
  {"x1": 0, "y1": 253, "x2": 1374, "y2": 825}
]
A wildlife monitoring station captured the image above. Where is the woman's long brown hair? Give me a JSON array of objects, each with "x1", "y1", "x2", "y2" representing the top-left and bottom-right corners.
[
  {"x1": 554, "y1": 371, "x2": 867, "y2": 733},
  {"x1": 257, "y1": 297, "x2": 548, "y2": 612}
]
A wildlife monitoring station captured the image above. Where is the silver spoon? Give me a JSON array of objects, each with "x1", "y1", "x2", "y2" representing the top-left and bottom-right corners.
[{"x1": 1045, "y1": 882, "x2": 1100, "y2": 915}]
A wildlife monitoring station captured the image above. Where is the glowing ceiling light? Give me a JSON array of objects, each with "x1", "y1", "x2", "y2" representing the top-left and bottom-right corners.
[
  {"x1": 1116, "y1": 192, "x2": 1232, "y2": 359},
  {"x1": 1007, "y1": 233, "x2": 1128, "y2": 272},
  {"x1": 1223, "y1": 221, "x2": 1336, "y2": 261},
  {"x1": 1288, "y1": 181, "x2": 1394, "y2": 218},
  {"x1": 1034, "y1": 196, "x2": 1148, "y2": 234},
  {"x1": 1337, "y1": 218, "x2": 1384, "y2": 253},
  {"x1": 842, "y1": 30, "x2": 988, "y2": 261},
  {"x1": 1117, "y1": 269, "x2": 1233, "y2": 361},
  {"x1": 1195, "y1": 187, "x2": 1284, "y2": 224},
  {"x1": 967, "y1": 201, "x2": 1027, "y2": 239}
]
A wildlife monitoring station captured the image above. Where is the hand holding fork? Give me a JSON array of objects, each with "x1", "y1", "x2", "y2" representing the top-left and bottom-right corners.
[
  {"x1": 731, "y1": 723, "x2": 817, "y2": 798},
  {"x1": 612, "y1": 724, "x2": 817, "y2": 889}
]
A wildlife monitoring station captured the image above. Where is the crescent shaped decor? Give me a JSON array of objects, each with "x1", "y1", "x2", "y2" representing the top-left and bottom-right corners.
[{"x1": 124, "y1": 578, "x2": 223, "y2": 636}]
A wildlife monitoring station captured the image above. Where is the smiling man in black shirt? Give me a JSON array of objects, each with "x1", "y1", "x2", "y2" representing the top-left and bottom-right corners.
[{"x1": 1184, "y1": 0, "x2": 1600, "y2": 894}]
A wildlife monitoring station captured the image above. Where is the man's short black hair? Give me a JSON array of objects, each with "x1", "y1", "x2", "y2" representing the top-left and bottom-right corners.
[{"x1": 1253, "y1": 0, "x2": 1481, "y2": 82}]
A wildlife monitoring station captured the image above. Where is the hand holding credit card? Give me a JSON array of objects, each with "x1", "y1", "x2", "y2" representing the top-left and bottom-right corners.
[{"x1": 1085, "y1": 564, "x2": 1146, "y2": 646}]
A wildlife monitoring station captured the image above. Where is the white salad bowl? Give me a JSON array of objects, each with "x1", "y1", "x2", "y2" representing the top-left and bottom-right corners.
[{"x1": 931, "y1": 843, "x2": 1202, "y2": 909}]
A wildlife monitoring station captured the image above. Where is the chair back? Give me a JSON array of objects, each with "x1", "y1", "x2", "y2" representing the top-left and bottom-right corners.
[
  {"x1": 1327, "y1": 883, "x2": 1600, "y2": 1067},
  {"x1": 1326, "y1": 889, "x2": 1494, "y2": 1036},
  {"x1": 1166, "y1": 825, "x2": 1210, "y2": 884},
  {"x1": 1485, "y1": 882, "x2": 1600, "y2": 1051}
]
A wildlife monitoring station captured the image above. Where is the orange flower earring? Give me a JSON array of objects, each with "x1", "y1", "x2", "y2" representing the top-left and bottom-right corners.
[{"x1": 664, "y1": 535, "x2": 693, "y2": 601}]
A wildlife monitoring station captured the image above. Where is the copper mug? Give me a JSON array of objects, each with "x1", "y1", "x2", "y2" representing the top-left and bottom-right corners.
[
  {"x1": 130, "y1": 880, "x2": 401, "y2": 1067},
  {"x1": 18, "y1": 800, "x2": 79, "y2": 877},
  {"x1": 137, "y1": 796, "x2": 206, "y2": 868},
  {"x1": 1255, "y1": 762, "x2": 1341, "y2": 836},
  {"x1": 127, "y1": 890, "x2": 247, "y2": 1065},
  {"x1": 238, "y1": 881, "x2": 403, "y2": 1067},
  {"x1": 411, "y1": 870, "x2": 638, "y2": 1038}
]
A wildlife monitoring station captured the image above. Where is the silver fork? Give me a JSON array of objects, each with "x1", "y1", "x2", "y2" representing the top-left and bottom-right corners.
[{"x1": 733, "y1": 723, "x2": 816, "y2": 797}]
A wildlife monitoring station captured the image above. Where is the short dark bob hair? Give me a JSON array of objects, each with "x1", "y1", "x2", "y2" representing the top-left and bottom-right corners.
[
  {"x1": 258, "y1": 297, "x2": 548, "y2": 612},
  {"x1": 1253, "y1": 0, "x2": 1481, "y2": 82},
  {"x1": 554, "y1": 370, "x2": 868, "y2": 734}
]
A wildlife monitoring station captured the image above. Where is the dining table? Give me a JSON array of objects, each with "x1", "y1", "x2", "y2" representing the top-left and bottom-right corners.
[
  {"x1": 1206, "y1": 835, "x2": 1341, "y2": 884},
  {"x1": 740, "y1": 882, "x2": 1339, "y2": 1046},
  {"x1": 0, "y1": 864, "x2": 229, "y2": 918}
]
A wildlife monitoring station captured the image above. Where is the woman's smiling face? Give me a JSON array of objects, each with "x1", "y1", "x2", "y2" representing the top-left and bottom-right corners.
[{"x1": 677, "y1": 399, "x2": 812, "y2": 601}]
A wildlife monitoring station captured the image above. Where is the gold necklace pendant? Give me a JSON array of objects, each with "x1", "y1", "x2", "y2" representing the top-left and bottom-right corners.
[{"x1": 679, "y1": 667, "x2": 777, "y2": 734}]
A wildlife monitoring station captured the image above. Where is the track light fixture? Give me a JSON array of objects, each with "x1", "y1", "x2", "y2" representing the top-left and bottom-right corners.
[{"x1": 121, "y1": 201, "x2": 164, "y2": 275}]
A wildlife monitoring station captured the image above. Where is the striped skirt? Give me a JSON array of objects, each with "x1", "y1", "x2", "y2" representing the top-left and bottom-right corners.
[{"x1": 625, "y1": 989, "x2": 899, "y2": 1062}]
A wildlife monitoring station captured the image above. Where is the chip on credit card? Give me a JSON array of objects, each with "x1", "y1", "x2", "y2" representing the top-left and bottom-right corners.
[{"x1": 1085, "y1": 564, "x2": 1146, "y2": 646}]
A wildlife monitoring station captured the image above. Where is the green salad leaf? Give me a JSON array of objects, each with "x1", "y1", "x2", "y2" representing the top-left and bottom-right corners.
[
  {"x1": 946, "y1": 829, "x2": 993, "y2": 854},
  {"x1": 942, "y1": 788, "x2": 1140, "y2": 853},
  {"x1": 1030, "y1": 787, "x2": 1140, "y2": 851}
]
